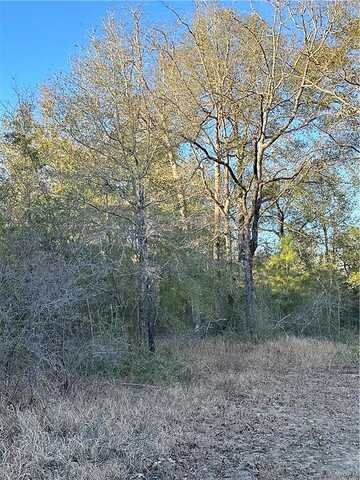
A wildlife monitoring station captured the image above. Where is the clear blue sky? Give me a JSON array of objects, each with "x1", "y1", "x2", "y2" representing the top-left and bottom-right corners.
[
  {"x1": 0, "y1": 1, "x2": 267, "y2": 108},
  {"x1": 0, "y1": 1, "x2": 193, "y2": 107}
]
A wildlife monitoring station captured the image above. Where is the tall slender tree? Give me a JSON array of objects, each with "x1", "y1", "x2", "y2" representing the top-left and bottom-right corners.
[{"x1": 44, "y1": 15, "x2": 164, "y2": 351}]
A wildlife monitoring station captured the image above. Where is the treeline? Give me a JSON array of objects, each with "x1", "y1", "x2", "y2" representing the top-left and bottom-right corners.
[{"x1": 0, "y1": 2, "x2": 358, "y2": 377}]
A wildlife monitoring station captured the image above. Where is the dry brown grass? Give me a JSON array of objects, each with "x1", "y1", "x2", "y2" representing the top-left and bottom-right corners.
[
  {"x1": 171, "y1": 335, "x2": 350, "y2": 376},
  {"x1": 0, "y1": 336, "x2": 358, "y2": 480}
]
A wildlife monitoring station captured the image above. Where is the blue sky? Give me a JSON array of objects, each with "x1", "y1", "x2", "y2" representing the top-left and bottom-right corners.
[
  {"x1": 0, "y1": 1, "x2": 269, "y2": 108},
  {"x1": 0, "y1": 1, "x2": 193, "y2": 107}
]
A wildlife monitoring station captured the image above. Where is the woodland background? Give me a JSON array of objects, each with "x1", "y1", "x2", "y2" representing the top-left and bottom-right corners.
[{"x1": 0, "y1": 1, "x2": 359, "y2": 386}]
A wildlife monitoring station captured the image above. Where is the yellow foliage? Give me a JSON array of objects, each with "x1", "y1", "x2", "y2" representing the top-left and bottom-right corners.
[
  {"x1": 259, "y1": 235, "x2": 309, "y2": 302},
  {"x1": 348, "y1": 271, "x2": 360, "y2": 288}
]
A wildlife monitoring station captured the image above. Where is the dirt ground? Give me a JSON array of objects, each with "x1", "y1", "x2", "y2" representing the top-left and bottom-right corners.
[
  {"x1": 1, "y1": 337, "x2": 358, "y2": 480},
  {"x1": 141, "y1": 368, "x2": 359, "y2": 480}
]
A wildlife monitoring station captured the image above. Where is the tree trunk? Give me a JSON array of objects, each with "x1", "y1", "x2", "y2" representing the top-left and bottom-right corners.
[
  {"x1": 322, "y1": 224, "x2": 329, "y2": 260},
  {"x1": 164, "y1": 140, "x2": 203, "y2": 331},
  {"x1": 163, "y1": 132, "x2": 188, "y2": 230},
  {"x1": 224, "y1": 163, "x2": 231, "y2": 262},
  {"x1": 213, "y1": 163, "x2": 222, "y2": 261},
  {"x1": 168, "y1": 149, "x2": 188, "y2": 229},
  {"x1": 135, "y1": 181, "x2": 155, "y2": 352},
  {"x1": 242, "y1": 246, "x2": 256, "y2": 335},
  {"x1": 146, "y1": 279, "x2": 155, "y2": 352},
  {"x1": 171, "y1": 162, "x2": 188, "y2": 227},
  {"x1": 276, "y1": 201, "x2": 285, "y2": 238},
  {"x1": 239, "y1": 223, "x2": 256, "y2": 335}
]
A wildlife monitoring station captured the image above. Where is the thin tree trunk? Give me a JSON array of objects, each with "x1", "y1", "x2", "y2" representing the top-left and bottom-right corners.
[
  {"x1": 239, "y1": 223, "x2": 256, "y2": 335},
  {"x1": 146, "y1": 279, "x2": 155, "y2": 352},
  {"x1": 213, "y1": 163, "x2": 222, "y2": 261},
  {"x1": 135, "y1": 181, "x2": 155, "y2": 352},
  {"x1": 169, "y1": 154, "x2": 188, "y2": 229},
  {"x1": 163, "y1": 133, "x2": 188, "y2": 230},
  {"x1": 242, "y1": 246, "x2": 256, "y2": 335},
  {"x1": 164, "y1": 139, "x2": 202, "y2": 331},
  {"x1": 276, "y1": 201, "x2": 285, "y2": 238},
  {"x1": 322, "y1": 224, "x2": 329, "y2": 260},
  {"x1": 224, "y1": 163, "x2": 231, "y2": 262}
]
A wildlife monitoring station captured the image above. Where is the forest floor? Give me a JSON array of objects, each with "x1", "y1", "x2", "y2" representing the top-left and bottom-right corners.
[{"x1": 0, "y1": 336, "x2": 358, "y2": 480}]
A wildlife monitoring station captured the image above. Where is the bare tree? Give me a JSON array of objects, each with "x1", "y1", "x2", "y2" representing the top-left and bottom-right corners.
[
  {"x1": 155, "y1": 1, "x2": 358, "y2": 332},
  {"x1": 44, "y1": 14, "x2": 163, "y2": 351}
]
